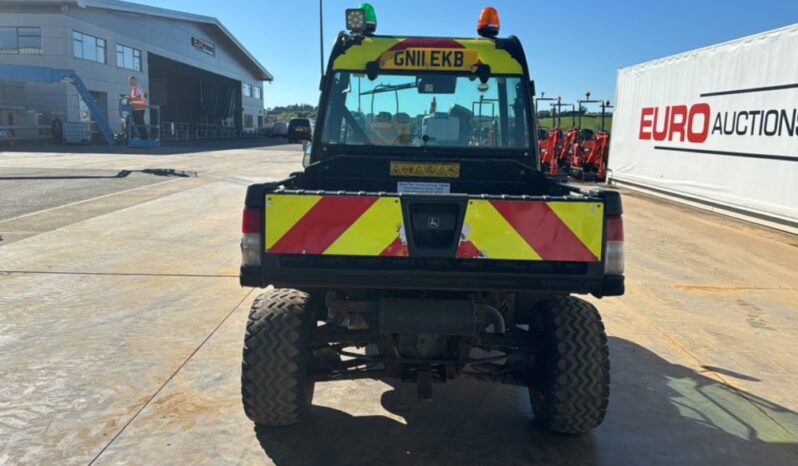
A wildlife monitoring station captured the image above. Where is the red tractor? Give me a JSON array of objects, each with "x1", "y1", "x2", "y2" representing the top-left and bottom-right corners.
[
  {"x1": 558, "y1": 126, "x2": 579, "y2": 172},
  {"x1": 540, "y1": 127, "x2": 561, "y2": 175},
  {"x1": 537, "y1": 97, "x2": 573, "y2": 177},
  {"x1": 573, "y1": 130, "x2": 609, "y2": 181},
  {"x1": 569, "y1": 128, "x2": 593, "y2": 173},
  {"x1": 570, "y1": 95, "x2": 613, "y2": 181}
]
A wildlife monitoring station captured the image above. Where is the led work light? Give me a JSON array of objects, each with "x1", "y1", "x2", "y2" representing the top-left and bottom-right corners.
[
  {"x1": 346, "y1": 3, "x2": 377, "y2": 34},
  {"x1": 345, "y1": 8, "x2": 366, "y2": 33}
]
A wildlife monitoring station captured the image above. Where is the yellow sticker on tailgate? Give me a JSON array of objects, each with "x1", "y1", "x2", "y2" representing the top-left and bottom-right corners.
[
  {"x1": 390, "y1": 161, "x2": 460, "y2": 178},
  {"x1": 379, "y1": 48, "x2": 479, "y2": 72}
]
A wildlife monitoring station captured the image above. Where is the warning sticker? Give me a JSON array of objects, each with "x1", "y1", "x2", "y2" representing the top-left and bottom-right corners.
[{"x1": 397, "y1": 181, "x2": 451, "y2": 194}]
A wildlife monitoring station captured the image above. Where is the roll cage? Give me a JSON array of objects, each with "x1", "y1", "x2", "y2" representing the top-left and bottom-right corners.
[{"x1": 310, "y1": 32, "x2": 541, "y2": 167}]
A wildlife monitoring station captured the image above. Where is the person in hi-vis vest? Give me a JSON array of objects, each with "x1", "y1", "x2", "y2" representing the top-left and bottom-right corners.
[{"x1": 128, "y1": 76, "x2": 148, "y2": 139}]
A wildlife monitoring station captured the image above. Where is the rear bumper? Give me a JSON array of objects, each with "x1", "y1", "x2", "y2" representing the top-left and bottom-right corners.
[
  {"x1": 240, "y1": 256, "x2": 624, "y2": 297},
  {"x1": 241, "y1": 179, "x2": 625, "y2": 298},
  {"x1": 287, "y1": 131, "x2": 311, "y2": 140}
]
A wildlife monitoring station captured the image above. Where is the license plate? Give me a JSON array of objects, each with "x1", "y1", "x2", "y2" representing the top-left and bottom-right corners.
[
  {"x1": 380, "y1": 48, "x2": 479, "y2": 72},
  {"x1": 397, "y1": 181, "x2": 451, "y2": 194}
]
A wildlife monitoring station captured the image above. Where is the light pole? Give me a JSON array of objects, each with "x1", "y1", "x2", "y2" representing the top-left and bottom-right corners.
[{"x1": 319, "y1": 0, "x2": 325, "y2": 77}]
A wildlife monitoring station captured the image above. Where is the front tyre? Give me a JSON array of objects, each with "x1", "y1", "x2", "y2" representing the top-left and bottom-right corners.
[
  {"x1": 529, "y1": 296, "x2": 610, "y2": 434},
  {"x1": 241, "y1": 288, "x2": 315, "y2": 426}
]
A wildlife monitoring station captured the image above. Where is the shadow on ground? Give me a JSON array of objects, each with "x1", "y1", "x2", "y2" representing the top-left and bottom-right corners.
[
  {"x1": 0, "y1": 137, "x2": 295, "y2": 156},
  {"x1": 254, "y1": 337, "x2": 798, "y2": 466},
  {"x1": 0, "y1": 168, "x2": 196, "y2": 180}
]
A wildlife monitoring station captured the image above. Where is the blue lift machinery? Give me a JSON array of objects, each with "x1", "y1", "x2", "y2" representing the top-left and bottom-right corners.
[
  {"x1": 118, "y1": 95, "x2": 160, "y2": 149},
  {"x1": 0, "y1": 64, "x2": 159, "y2": 148}
]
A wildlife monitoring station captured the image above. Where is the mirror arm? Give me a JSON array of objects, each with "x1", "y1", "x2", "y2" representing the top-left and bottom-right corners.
[{"x1": 366, "y1": 61, "x2": 380, "y2": 81}]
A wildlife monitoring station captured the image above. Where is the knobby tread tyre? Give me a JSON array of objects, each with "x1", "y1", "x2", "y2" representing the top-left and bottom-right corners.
[
  {"x1": 241, "y1": 288, "x2": 315, "y2": 426},
  {"x1": 529, "y1": 296, "x2": 610, "y2": 434}
]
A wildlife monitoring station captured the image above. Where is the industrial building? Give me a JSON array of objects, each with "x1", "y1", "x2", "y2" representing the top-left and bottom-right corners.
[{"x1": 0, "y1": 0, "x2": 273, "y2": 141}]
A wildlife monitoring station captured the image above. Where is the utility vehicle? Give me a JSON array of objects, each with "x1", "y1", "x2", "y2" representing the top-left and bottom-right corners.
[{"x1": 239, "y1": 5, "x2": 624, "y2": 434}]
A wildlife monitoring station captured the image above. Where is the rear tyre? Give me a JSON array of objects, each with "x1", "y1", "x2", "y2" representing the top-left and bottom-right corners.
[
  {"x1": 241, "y1": 288, "x2": 315, "y2": 426},
  {"x1": 529, "y1": 296, "x2": 610, "y2": 434}
]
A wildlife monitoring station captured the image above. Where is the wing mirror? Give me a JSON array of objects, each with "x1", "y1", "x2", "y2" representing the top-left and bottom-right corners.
[{"x1": 302, "y1": 142, "x2": 312, "y2": 168}]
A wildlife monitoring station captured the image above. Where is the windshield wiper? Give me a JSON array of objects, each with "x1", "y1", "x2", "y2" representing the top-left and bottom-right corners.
[{"x1": 359, "y1": 82, "x2": 417, "y2": 96}]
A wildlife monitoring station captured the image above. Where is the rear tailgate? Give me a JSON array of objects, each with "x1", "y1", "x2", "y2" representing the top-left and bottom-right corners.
[
  {"x1": 265, "y1": 193, "x2": 603, "y2": 262},
  {"x1": 241, "y1": 190, "x2": 622, "y2": 296}
]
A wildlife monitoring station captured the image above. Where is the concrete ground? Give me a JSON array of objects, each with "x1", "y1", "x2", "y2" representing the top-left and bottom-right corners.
[{"x1": 0, "y1": 140, "x2": 796, "y2": 465}]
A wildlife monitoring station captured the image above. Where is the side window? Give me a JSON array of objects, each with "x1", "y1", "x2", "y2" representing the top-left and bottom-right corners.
[
  {"x1": 116, "y1": 44, "x2": 142, "y2": 71},
  {"x1": 0, "y1": 27, "x2": 42, "y2": 54},
  {"x1": 506, "y1": 79, "x2": 528, "y2": 148},
  {"x1": 72, "y1": 31, "x2": 106, "y2": 63}
]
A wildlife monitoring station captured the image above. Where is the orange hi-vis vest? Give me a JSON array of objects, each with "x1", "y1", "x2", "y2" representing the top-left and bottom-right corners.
[{"x1": 130, "y1": 84, "x2": 147, "y2": 111}]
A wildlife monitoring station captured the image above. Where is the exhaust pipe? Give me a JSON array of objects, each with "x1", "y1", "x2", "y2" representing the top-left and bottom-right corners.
[
  {"x1": 377, "y1": 298, "x2": 506, "y2": 335},
  {"x1": 476, "y1": 304, "x2": 506, "y2": 335}
]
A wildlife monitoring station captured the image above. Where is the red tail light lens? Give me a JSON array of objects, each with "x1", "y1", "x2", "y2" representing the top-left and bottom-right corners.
[
  {"x1": 241, "y1": 208, "x2": 262, "y2": 267},
  {"x1": 605, "y1": 215, "x2": 624, "y2": 275},
  {"x1": 606, "y1": 215, "x2": 624, "y2": 242},
  {"x1": 242, "y1": 208, "x2": 261, "y2": 234}
]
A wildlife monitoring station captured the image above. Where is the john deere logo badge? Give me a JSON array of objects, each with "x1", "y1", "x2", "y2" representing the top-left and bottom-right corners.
[{"x1": 427, "y1": 216, "x2": 441, "y2": 229}]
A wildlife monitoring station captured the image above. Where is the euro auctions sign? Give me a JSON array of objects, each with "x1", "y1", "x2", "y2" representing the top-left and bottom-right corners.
[
  {"x1": 637, "y1": 93, "x2": 797, "y2": 161},
  {"x1": 609, "y1": 24, "x2": 798, "y2": 230}
]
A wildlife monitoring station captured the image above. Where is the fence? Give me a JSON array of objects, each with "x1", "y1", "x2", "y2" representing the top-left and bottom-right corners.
[
  {"x1": 1, "y1": 121, "x2": 275, "y2": 146},
  {"x1": 0, "y1": 124, "x2": 53, "y2": 145}
]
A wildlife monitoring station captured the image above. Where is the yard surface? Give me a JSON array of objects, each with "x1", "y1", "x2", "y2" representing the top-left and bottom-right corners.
[{"x1": 0, "y1": 140, "x2": 795, "y2": 465}]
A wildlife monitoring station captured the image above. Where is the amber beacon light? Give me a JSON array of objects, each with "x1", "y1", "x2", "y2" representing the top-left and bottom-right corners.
[{"x1": 477, "y1": 7, "x2": 500, "y2": 37}]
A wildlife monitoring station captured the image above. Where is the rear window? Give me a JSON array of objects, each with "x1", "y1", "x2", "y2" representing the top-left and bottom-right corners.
[
  {"x1": 289, "y1": 119, "x2": 310, "y2": 129},
  {"x1": 320, "y1": 72, "x2": 530, "y2": 151}
]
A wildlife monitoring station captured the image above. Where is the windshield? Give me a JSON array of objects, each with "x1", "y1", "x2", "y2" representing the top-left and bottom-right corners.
[{"x1": 320, "y1": 72, "x2": 530, "y2": 152}]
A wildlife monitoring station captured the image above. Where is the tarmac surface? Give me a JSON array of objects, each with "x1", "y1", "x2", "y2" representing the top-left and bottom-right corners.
[{"x1": 0, "y1": 139, "x2": 796, "y2": 465}]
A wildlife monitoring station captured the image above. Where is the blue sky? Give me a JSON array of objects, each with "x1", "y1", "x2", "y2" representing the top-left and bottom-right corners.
[{"x1": 135, "y1": 0, "x2": 797, "y2": 109}]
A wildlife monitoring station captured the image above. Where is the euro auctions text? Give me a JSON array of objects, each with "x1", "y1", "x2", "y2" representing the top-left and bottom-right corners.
[{"x1": 639, "y1": 102, "x2": 798, "y2": 142}]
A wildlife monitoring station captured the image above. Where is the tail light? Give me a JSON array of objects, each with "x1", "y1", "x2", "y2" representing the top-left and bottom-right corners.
[
  {"x1": 604, "y1": 215, "x2": 624, "y2": 274},
  {"x1": 241, "y1": 207, "x2": 262, "y2": 267}
]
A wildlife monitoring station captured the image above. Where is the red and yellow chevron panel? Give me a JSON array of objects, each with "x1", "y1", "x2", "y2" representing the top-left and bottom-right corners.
[
  {"x1": 265, "y1": 194, "x2": 603, "y2": 262},
  {"x1": 265, "y1": 194, "x2": 408, "y2": 256},
  {"x1": 457, "y1": 200, "x2": 603, "y2": 261}
]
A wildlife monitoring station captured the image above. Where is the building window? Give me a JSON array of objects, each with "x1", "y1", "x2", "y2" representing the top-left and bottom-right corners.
[
  {"x1": 0, "y1": 27, "x2": 43, "y2": 54},
  {"x1": 116, "y1": 44, "x2": 142, "y2": 71},
  {"x1": 242, "y1": 83, "x2": 252, "y2": 98},
  {"x1": 253, "y1": 85, "x2": 262, "y2": 100},
  {"x1": 72, "y1": 31, "x2": 106, "y2": 63}
]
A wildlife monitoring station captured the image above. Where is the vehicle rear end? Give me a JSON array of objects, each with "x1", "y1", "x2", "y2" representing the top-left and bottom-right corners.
[
  {"x1": 287, "y1": 118, "x2": 312, "y2": 141},
  {"x1": 241, "y1": 161, "x2": 624, "y2": 296},
  {"x1": 271, "y1": 121, "x2": 288, "y2": 137},
  {"x1": 239, "y1": 5, "x2": 624, "y2": 436}
]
